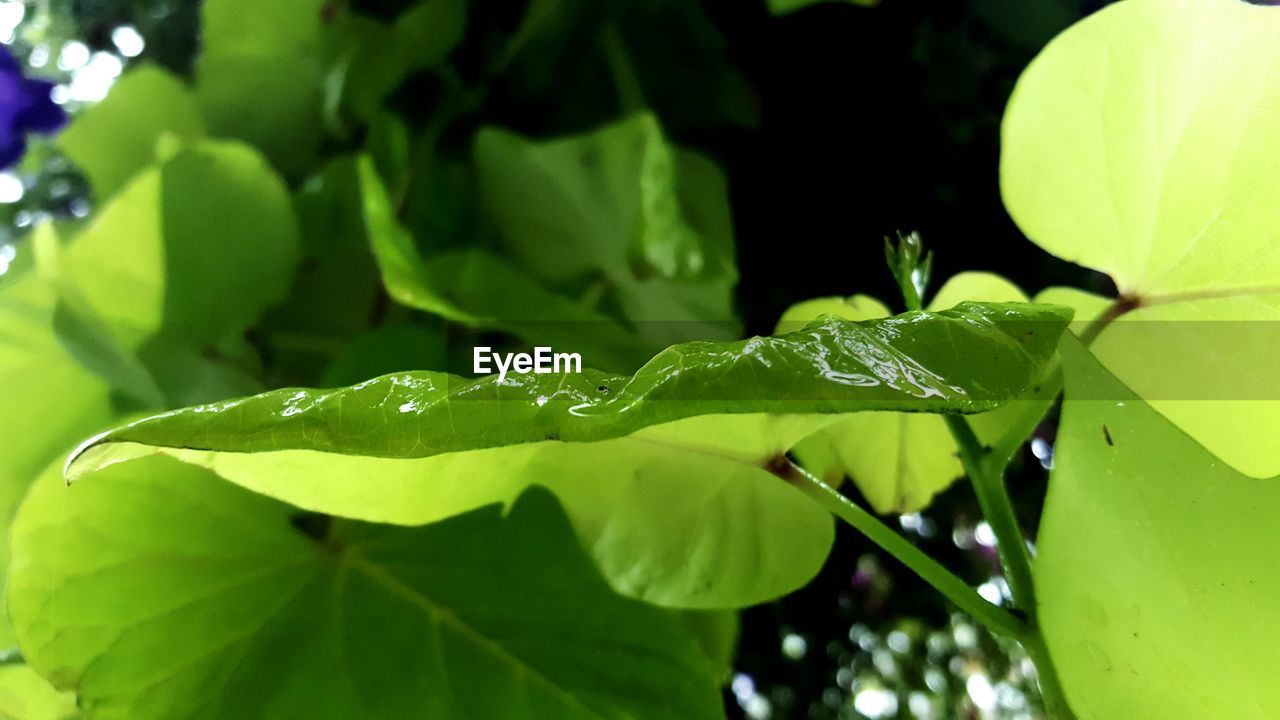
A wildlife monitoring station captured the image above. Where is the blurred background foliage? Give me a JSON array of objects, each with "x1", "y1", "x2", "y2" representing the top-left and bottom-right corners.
[{"x1": 0, "y1": 0, "x2": 1117, "y2": 717}]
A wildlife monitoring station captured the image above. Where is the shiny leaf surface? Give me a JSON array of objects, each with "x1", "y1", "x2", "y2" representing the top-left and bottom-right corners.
[
  {"x1": 781, "y1": 273, "x2": 1053, "y2": 513},
  {"x1": 64, "y1": 303, "x2": 1068, "y2": 608},
  {"x1": 70, "y1": 302, "x2": 1069, "y2": 463}
]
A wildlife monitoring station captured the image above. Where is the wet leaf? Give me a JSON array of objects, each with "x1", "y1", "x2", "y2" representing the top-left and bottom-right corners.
[
  {"x1": 781, "y1": 273, "x2": 1054, "y2": 513},
  {"x1": 65, "y1": 303, "x2": 1069, "y2": 608}
]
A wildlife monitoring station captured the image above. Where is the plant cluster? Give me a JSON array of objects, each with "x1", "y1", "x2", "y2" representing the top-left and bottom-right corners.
[{"x1": 0, "y1": 0, "x2": 1277, "y2": 718}]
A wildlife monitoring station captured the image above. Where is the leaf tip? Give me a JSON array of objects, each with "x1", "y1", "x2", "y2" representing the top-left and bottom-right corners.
[{"x1": 63, "y1": 430, "x2": 113, "y2": 485}]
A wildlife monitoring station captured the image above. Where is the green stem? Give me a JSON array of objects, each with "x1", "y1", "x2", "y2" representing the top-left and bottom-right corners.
[
  {"x1": 1077, "y1": 295, "x2": 1140, "y2": 346},
  {"x1": 944, "y1": 414, "x2": 1078, "y2": 719},
  {"x1": 1023, "y1": 632, "x2": 1078, "y2": 720},
  {"x1": 944, "y1": 415, "x2": 1037, "y2": 613},
  {"x1": 487, "y1": 0, "x2": 562, "y2": 80},
  {"x1": 600, "y1": 23, "x2": 645, "y2": 113},
  {"x1": 791, "y1": 463, "x2": 1028, "y2": 641}
]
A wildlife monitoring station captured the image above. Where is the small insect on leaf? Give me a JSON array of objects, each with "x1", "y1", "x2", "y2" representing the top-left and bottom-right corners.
[{"x1": 1103, "y1": 425, "x2": 1114, "y2": 447}]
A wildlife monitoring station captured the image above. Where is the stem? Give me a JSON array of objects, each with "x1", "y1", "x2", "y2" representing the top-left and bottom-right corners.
[
  {"x1": 1023, "y1": 633, "x2": 1078, "y2": 720},
  {"x1": 944, "y1": 414, "x2": 1078, "y2": 718},
  {"x1": 600, "y1": 23, "x2": 645, "y2": 113},
  {"x1": 487, "y1": 0, "x2": 563, "y2": 80},
  {"x1": 1077, "y1": 295, "x2": 1141, "y2": 346},
  {"x1": 791, "y1": 463, "x2": 1028, "y2": 641},
  {"x1": 944, "y1": 415, "x2": 1037, "y2": 614}
]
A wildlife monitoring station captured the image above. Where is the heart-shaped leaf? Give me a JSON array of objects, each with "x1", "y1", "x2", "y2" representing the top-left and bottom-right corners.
[
  {"x1": 9, "y1": 457, "x2": 723, "y2": 720},
  {"x1": 1037, "y1": 335, "x2": 1280, "y2": 718},
  {"x1": 474, "y1": 114, "x2": 741, "y2": 348},
  {"x1": 0, "y1": 261, "x2": 115, "y2": 648},
  {"x1": 56, "y1": 65, "x2": 205, "y2": 200},
  {"x1": 1001, "y1": 0, "x2": 1280, "y2": 476},
  {"x1": 359, "y1": 157, "x2": 654, "y2": 371}
]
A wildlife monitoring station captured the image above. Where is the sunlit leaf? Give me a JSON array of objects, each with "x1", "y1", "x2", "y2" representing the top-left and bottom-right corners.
[
  {"x1": 0, "y1": 265, "x2": 114, "y2": 647},
  {"x1": 1001, "y1": 0, "x2": 1280, "y2": 475},
  {"x1": 8, "y1": 458, "x2": 723, "y2": 720},
  {"x1": 1032, "y1": 287, "x2": 1112, "y2": 325},
  {"x1": 66, "y1": 303, "x2": 1069, "y2": 607},
  {"x1": 1037, "y1": 335, "x2": 1280, "y2": 719},
  {"x1": 56, "y1": 65, "x2": 205, "y2": 200},
  {"x1": 0, "y1": 665, "x2": 78, "y2": 720},
  {"x1": 37, "y1": 141, "x2": 293, "y2": 412}
]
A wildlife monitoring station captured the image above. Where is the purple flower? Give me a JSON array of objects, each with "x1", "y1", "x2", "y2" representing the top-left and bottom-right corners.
[{"x1": 0, "y1": 46, "x2": 65, "y2": 169}]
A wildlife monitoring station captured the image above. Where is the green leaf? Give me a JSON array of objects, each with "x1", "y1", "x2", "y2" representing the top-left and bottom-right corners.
[
  {"x1": 259, "y1": 157, "x2": 382, "y2": 377},
  {"x1": 0, "y1": 261, "x2": 115, "y2": 646},
  {"x1": 8, "y1": 458, "x2": 723, "y2": 720},
  {"x1": 1001, "y1": 0, "x2": 1280, "y2": 476},
  {"x1": 29, "y1": 223, "x2": 165, "y2": 408},
  {"x1": 1036, "y1": 335, "x2": 1280, "y2": 719},
  {"x1": 774, "y1": 294, "x2": 891, "y2": 334},
  {"x1": 1003, "y1": 0, "x2": 1280, "y2": 297},
  {"x1": 71, "y1": 302, "x2": 1067, "y2": 462},
  {"x1": 321, "y1": 324, "x2": 447, "y2": 388},
  {"x1": 681, "y1": 611, "x2": 739, "y2": 683},
  {"x1": 781, "y1": 273, "x2": 1053, "y2": 513},
  {"x1": 56, "y1": 140, "x2": 298, "y2": 358},
  {"x1": 56, "y1": 65, "x2": 205, "y2": 201},
  {"x1": 1032, "y1": 287, "x2": 1112, "y2": 325},
  {"x1": 66, "y1": 303, "x2": 1069, "y2": 608},
  {"x1": 0, "y1": 665, "x2": 78, "y2": 720},
  {"x1": 359, "y1": 155, "x2": 655, "y2": 371},
  {"x1": 337, "y1": 0, "x2": 469, "y2": 121},
  {"x1": 473, "y1": 114, "x2": 740, "y2": 346},
  {"x1": 195, "y1": 0, "x2": 330, "y2": 173}
]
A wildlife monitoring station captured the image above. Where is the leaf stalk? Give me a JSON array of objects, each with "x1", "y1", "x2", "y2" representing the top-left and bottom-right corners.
[{"x1": 791, "y1": 462, "x2": 1029, "y2": 641}]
